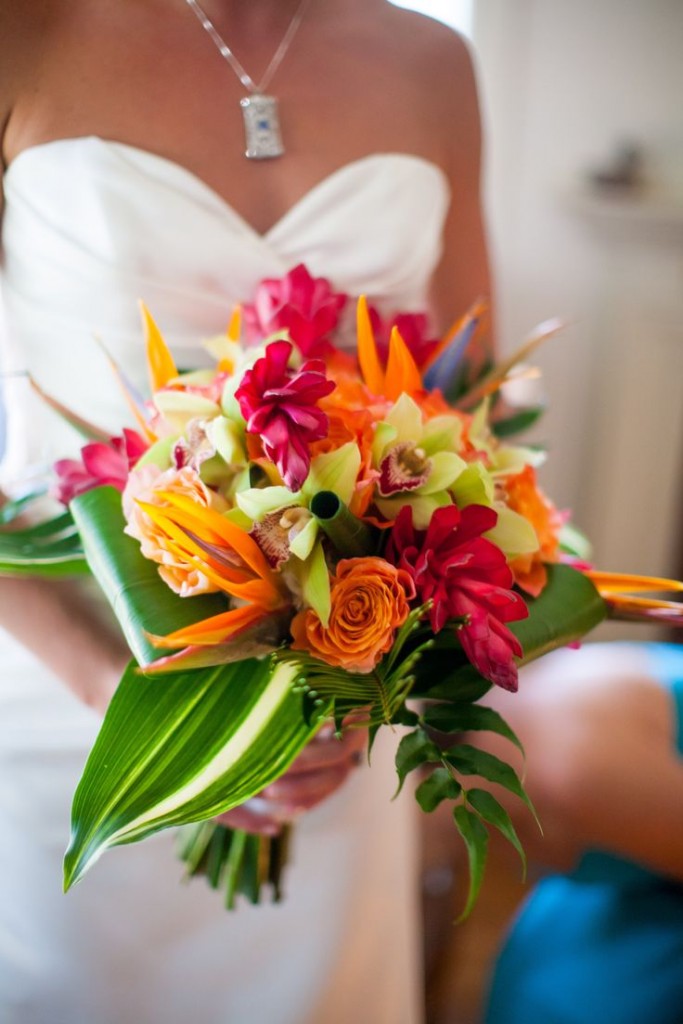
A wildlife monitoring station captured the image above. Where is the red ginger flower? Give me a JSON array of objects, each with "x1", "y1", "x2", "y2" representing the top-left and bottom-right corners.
[
  {"x1": 243, "y1": 264, "x2": 348, "y2": 358},
  {"x1": 235, "y1": 340, "x2": 335, "y2": 492},
  {"x1": 53, "y1": 428, "x2": 148, "y2": 505},
  {"x1": 385, "y1": 504, "x2": 528, "y2": 691}
]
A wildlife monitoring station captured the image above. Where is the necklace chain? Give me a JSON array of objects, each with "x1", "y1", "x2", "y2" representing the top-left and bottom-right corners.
[{"x1": 184, "y1": 0, "x2": 311, "y2": 95}]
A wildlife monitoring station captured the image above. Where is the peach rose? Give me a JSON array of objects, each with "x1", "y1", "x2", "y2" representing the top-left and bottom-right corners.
[
  {"x1": 290, "y1": 557, "x2": 415, "y2": 673},
  {"x1": 123, "y1": 464, "x2": 221, "y2": 597}
]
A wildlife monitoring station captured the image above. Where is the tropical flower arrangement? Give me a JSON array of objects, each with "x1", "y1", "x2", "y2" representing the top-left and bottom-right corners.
[{"x1": 2, "y1": 264, "x2": 682, "y2": 917}]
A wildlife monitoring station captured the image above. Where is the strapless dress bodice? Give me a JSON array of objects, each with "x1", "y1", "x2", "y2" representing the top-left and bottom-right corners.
[{"x1": 1, "y1": 137, "x2": 449, "y2": 467}]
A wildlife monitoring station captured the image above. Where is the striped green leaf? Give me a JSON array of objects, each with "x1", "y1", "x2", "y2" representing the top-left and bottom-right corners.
[
  {"x1": 65, "y1": 655, "x2": 322, "y2": 891},
  {"x1": 0, "y1": 509, "x2": 89, "y2": 576}
]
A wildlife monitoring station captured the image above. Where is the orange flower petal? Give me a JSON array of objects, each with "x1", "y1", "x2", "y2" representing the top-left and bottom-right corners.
[
  {"x1": 384, "y1": 326, "x2": 423, "y2": 401},
  {"x1": 356, "y1": 295, "x2": 385, "y2": 396},
  {"x1": 587, "y1": 571, "x2": 683, "y2": 594},
  {"x1": 149, "y1": 603, "x2": 269, "y2": 648},
  {"x1": 141, "y1": 301, "x2": 178, "y2": 392}
]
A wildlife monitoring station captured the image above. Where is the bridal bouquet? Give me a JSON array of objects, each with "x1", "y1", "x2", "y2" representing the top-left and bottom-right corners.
[{"x1": 3, "y1": 265, "x2": 681, "y2": 917}]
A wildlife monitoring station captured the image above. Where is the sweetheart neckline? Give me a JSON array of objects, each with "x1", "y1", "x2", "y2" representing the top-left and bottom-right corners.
[{"x1": 3, "y1": 136, "x2": 451, "y2": 241}]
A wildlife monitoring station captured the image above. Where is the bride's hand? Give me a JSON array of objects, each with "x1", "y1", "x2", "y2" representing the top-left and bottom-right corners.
[{"x1": 215, "y1": 720, "x2": 368, "y2": 836}]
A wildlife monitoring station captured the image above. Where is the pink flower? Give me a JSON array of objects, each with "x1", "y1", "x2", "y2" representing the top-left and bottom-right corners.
[
  {"x1": 385, "y1": 504, "x2": 528, "y2": 691},
  {"x1": 235, "y1": 340, "x2": 335, "y2": 491},
  {"x1": 368, "y1": 307, "x2": 440, "y2": 369},
  {"x1": 53, "y1": 428, "x2": 149, "y2": 505},
  {"x1": 243, "y1": 264, "x2": 348, "y2": 358}
]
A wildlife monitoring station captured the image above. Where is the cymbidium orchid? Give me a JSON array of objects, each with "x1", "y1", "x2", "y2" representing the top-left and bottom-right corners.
[
  {"x1": 236, "y1": 442, "x2": 362, "y2": 624},
  {"x1": 371, "y1": 393, "x2": 468, "y2": 528}
]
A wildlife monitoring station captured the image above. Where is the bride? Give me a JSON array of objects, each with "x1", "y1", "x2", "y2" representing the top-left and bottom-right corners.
[{"x1": 0, "y1": 2, "x2": 491, "y2": 1021}]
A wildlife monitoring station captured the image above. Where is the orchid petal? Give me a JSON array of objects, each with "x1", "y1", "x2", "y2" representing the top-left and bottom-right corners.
[
  {"x1": 419, "y1": 451, "x2": 467, "y2": 495},
  {"x1": 304, "y1": 442, "x2": 361, "y2": 506},
  {"x1": 204, "y1": 416, "x2": 246, "y2": 466},
  {"x1": 288, "y1": 516, "x2": 319, "y2": 561},
  {"x1": 153, "y1": 390, "x2": 221, "y2": 426},
  {"x1": 383, "y1": 393, "x2": 423, "y2": 447},
  {"x1": 485, "y1": 505, "x2": 540, "y2": 559},
  {"x1": 376, "y1": 492, "x2": 451, "y2": 530},
  {"x1": 236, "y1": 486, "x2": 303, "y2": 521},
  {"x1": 451, "y1": 463, "x2": 495, "y2": 508},
  {"x1": 299, "y1": 540, "x2": 332, "y2": 627},
  {"x1": 420, "y1": 415, "x2": 465, "y2": 456}
]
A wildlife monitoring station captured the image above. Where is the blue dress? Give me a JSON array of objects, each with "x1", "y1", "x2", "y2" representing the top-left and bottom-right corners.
[{"x1": 484, "y1": 643, "x2": 683, "y2": 1024}]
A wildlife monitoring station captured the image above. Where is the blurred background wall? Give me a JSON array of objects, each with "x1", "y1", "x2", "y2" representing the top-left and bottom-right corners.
[{"x1": 473, "y1": 0, "x2": 683, "y2": 616}]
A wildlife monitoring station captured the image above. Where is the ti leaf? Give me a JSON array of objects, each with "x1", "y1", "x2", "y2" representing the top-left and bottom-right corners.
[
  {"x1": 65, "y1": 656, "x2": 324, "y2": 891},
  {"x1": 511, "y1": 563, "x2": 606, "y2": 664},
  {"x1": 70, "y1": 486, "x2": 226, "y2": 666},
  {"x1": 0, "y1": 508, "x2": 89, "y2": 577}
]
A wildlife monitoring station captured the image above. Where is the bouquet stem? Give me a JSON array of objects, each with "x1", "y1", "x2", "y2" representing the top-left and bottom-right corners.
[{"x1": 178, "y1": 821, "x2": 292, "y2": 908}]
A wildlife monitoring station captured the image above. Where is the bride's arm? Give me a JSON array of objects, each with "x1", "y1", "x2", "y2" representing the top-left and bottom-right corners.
[
  {"x1": 0, "y1": 8, "x2": 130, "y2": 713},
  {"x1": 0, "y1": 574, "x2": 128, "y2": 712}
]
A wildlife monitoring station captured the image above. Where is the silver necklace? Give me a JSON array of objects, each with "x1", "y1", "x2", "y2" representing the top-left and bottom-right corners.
[{"x1": 185, "y1": 0, "x2": 311, "y2": 160}]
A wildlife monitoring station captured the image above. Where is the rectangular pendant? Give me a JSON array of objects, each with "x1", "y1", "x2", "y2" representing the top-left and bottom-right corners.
[{"x1": 240, "y1": 94, "x2": 285, "y2": 160}]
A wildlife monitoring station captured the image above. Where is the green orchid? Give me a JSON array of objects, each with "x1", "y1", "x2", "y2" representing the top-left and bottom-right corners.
[
  {"x1": 371, "y1": 393, "x2": 468, "y2": 528},
  {"x1": 235, "y1": 441, "x2": 361, "y2": 625}
]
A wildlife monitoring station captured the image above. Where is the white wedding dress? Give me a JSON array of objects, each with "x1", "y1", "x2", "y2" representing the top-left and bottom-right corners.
[{"x1": 0, "y1": 137, "x2": 449, "y2": 1024}]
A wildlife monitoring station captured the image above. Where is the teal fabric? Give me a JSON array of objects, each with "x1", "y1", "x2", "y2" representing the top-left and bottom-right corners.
[{"x1": 484, "y1": 643, "x2": 683, "y2": 1024}]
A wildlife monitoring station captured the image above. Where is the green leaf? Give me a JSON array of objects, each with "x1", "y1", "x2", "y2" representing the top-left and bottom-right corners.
[
  {"x1": 414, "y1": 767, "x2": 461, "y2": 812},
  {"x1": 0, "y1": 485, "x2": 48, "y2": 525},
  {"x1": 0, "y1": 509, "x2": 89, "y2": 577},
  {"x1": 467, "y1": 788, "x2": 526, "y2": 877},
  {"x1": 511, "y1": 563, "x2": 606, "y2": 664},
  {"x1": 394, "y1": 728, "x2": 441, "y2": 795},
  {"x1": 70, "y1": 486, "x2": 227, "y2": 666},
  {"x1": 453, "y1": 804, "x2": 489, "y2": 922},
  {"x1": 491, "y1": 406, "x2": 545, "y2": 438},
  {"x1": 444, "y1": 744, "x2": 538, "y2": 825},
  {"x1": 64, "y1": 656, "x2": 324, "y2": 891},
  {"x1": 411, "y1": 655, "x2": 491, "y2": 703},
  {"x1": 422, "y1": 703, "x2": 524, "y2": 753}
]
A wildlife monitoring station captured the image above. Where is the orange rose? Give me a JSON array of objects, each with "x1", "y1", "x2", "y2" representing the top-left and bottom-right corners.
[{"x1": 290, "y1": 557, "x2": 415, "y2": 673}]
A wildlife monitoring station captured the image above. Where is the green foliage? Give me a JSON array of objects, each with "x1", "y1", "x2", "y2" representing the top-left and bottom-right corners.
[
  {"x1": 70, "y1": 486, "x2": 226, "y2": 666},
  {"x1": 414, "y1": 767, "x2": 461, "y2": 812},
  {"x1": 0, "y1": 506, "x2": 89, "y2": 577},
  {"x1": 64, "y1": 657, "x2": 326, "y2": 892},
  {"x1": 452, "y1": 806, "x2": 489, "y2": 922}
]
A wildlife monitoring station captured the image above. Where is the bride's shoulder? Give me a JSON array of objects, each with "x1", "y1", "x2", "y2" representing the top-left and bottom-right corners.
[{"x1": 372, "y1": 4, "x2": 476, "y2": 80}]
